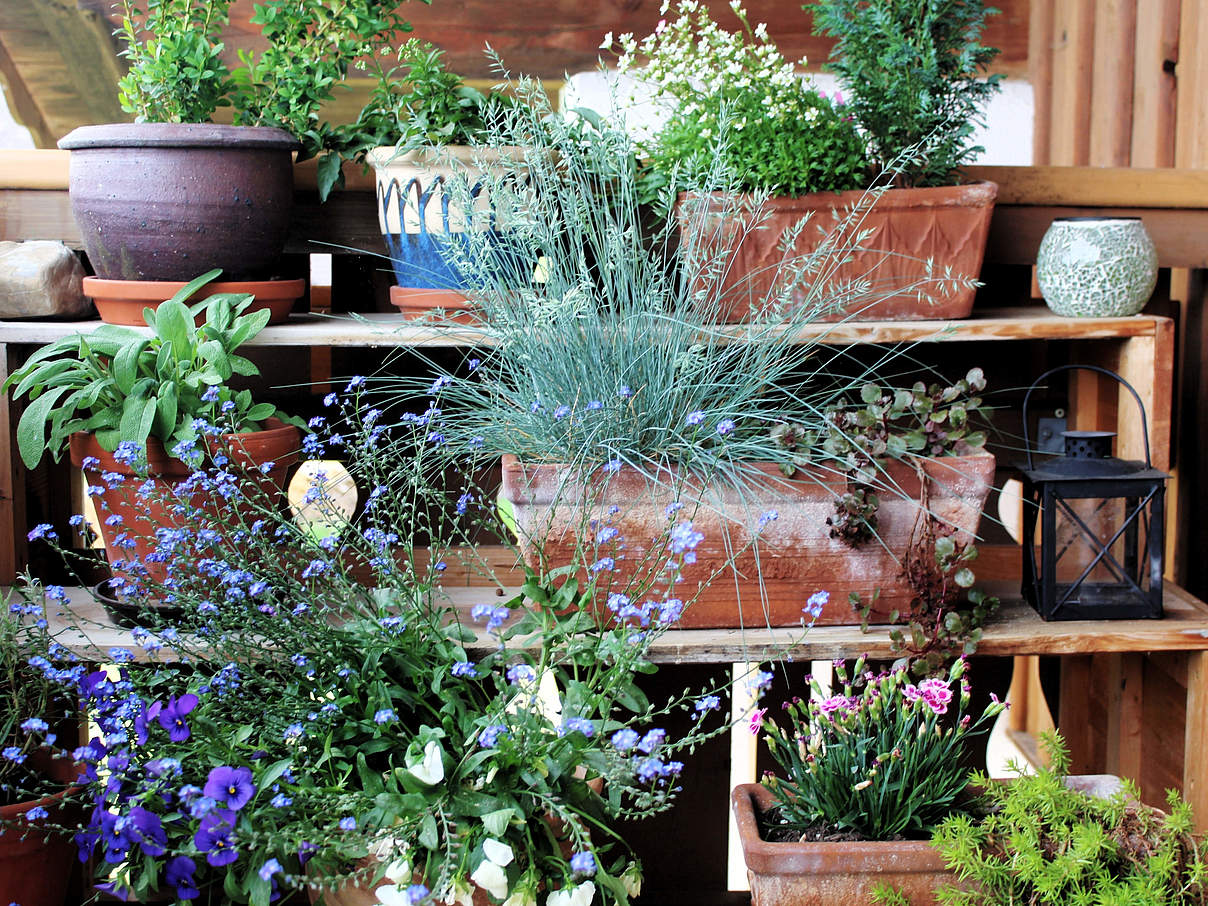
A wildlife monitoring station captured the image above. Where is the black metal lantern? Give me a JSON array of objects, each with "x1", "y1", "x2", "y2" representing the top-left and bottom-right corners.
[{"x1": 1020, "y1": 365, "x2": 1168, "y2": 620}]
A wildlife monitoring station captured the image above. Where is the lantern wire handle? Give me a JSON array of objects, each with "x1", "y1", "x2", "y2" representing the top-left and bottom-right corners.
[{"x1": 1021, "y1": 364, "x2": 1152, "y2": 471}]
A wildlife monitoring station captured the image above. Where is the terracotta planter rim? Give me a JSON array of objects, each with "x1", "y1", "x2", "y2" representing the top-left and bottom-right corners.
[
  {"x1": 367, "y1": 144, "x2": 529, "y2": 171},
  {"x1": 58, "y1": 122, "x2": 301, "y2": 152},
  {"x1": 81, "y1": 276, "x2": 306, "y2": 299},
  {"x1": 0, "y1": 749, "x2": 83, "y2": 820},
  {"x1": 68, "y1": 418, "x2": 301, "y2": 478},
  {"x1": 732, "y1": 783, "x2": 947, "y2": 875},
  {"x1": 682, "y1": 180, "x2": 998, "y2": 211}
]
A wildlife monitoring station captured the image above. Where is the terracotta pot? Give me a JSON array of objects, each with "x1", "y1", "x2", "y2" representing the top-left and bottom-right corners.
[
  {"x1": 680, "y1": 182, "x2": 997, "y2": 323},
  {"x1": 501, "y1": 452, "x2": 996, "y2": 628},
  {"x1": 69, "y1": 419, "x2": 301, "y2": 588},
  {"x1": 733, "y1": 783, "x2": 949, "y2": 906},
  {"x1": 58, "y1": 123, "x2": 300, "y2": 281},
  {"x1": 367, "y1": 146, "x2": 530, "y2": 296},
  {"x1": 83, "y1": 276, "x2": 305, "y2": 326},
  {"x1": 388, "y1": 285, "x2": 480, "y2": 324},
  {"x1": 0, "y1": 750, "x2": 83, "y2": 906},
  {"x1": 735, "y1": 775, "x2": 1127, "y2": 906}
]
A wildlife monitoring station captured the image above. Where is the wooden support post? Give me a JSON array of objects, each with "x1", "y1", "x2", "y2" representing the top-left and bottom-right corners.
[
  {"x1": 1059, "y1": 655, "x2": 1095, "y2": 774},
  {"x1": 0, "y1": 342, "x2": 17, "y2": 583},
  {"x1": 1184, "y1": 652, "x2": 1208, "y2": 832},
  {"x1": 1104, "y1": 653, "x2": 1144, "y2": 783},
  {"x1": 1115, "y1": 326, "x2": 1173, "y2": 469}
]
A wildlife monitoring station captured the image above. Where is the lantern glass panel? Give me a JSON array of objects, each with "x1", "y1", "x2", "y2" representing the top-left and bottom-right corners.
[{"x1": 1034, "y1": 491, "x2": 1154, "y2": 608}]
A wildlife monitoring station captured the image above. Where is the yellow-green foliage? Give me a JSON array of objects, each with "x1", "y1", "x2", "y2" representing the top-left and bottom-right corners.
[{"x1": 931, "y1": 731, "x2": 1208, "y2": 905}]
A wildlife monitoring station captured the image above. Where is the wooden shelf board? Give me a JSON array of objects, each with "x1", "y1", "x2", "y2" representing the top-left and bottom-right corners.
[
  {"x1": 0, "y1": 307, "x2": 1169, "y2": 349},
  {"x1": 22, "y1": 579, "x2": 1208, "y2": 666}
]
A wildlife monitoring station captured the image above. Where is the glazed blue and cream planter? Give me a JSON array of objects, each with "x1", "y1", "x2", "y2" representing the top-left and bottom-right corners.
[
  {"x1": 367, "y1": 145, "x2": 526, "y2": 322},
  {"x1": 1037, "y1": 217, "x2": 1158, "y2": 318}
]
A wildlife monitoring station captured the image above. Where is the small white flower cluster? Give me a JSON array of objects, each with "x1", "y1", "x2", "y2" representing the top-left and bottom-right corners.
[{"x1": 611, "y1": 0, "x2": 813, "y2": 126}]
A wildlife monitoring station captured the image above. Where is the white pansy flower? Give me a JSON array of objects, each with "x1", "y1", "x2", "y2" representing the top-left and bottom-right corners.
[
  {"x1": 377, "y1": 886, "x2": 411, "y2": 906},
  {"x1": 384, "y1": 857, "x2": 412, "y2": 885},
  {"x1": 503, "y1": 886, "x2": 537, "y2": 906},
  {"x1": 482, "y1": 839, "x2": 514, "y2": 866},
  {"x1": 620, "y1": 863, "x2": 643, "y2": 898},
  {"x1": 444, "y1": 878, "x2": 475, "y2": 906},
  {"x1": 547, "y1": 881, "x2": 596, "y2": 906},
  {"x1": 407, "y1": 739, "x2": 444, "y2": 786},
  {"x1": 470, "y1": 861, "x2": 509, "y2": 901}
]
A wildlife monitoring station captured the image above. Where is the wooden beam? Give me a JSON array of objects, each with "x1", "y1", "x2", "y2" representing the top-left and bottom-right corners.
[
  {"x1": 0, "y1": 34, "x2": 50, "y2": 147},
  {"x1": 1184, "y1": 651, "x2": 1208, "y2": 831},
  {"x1": 967, "y1": 165, "x2": 1208, "y2": 208}
]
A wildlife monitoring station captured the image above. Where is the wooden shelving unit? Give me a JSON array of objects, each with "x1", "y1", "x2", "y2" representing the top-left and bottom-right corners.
[{"x1": 0, "y1": 159, "x2": 1204, "y2": 851}]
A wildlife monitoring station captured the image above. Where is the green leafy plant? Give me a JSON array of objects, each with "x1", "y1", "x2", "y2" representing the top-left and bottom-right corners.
[
  {"x1": 931, "y1": 731, "x2": 1208, "y2": 904},
  {"x1": 758, "y1": 656, "x2": 1005, "y2": 840},
  {"x1": 317, "y1": 39, "x2": 519, "y2": 199},
  {"x1": 610, "y1": 0, "x2": 870, "y2": 197},
  {"x1": 3, "y1": 270, "x2": 301, "y2": 469},
  {"x1": 115, "y1": 0, "x2": 417, "y2": 159},
  {"x1": 816, "y1": 369, "x2": 989, "y2": 481},
  {"x1": 371, "y1": 81, "x2": 988, "y2": 487},
  {"x1": 807, "y1": 0, "x2": 1004, "y2": 187},
  {"x1": 14, "y1": 374, "x2": 734, "y2": 905}
]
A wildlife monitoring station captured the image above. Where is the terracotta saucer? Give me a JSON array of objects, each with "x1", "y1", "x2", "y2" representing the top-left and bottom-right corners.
[
  {"x1": 388, "y1": 285, "x2": 481, "y2": 325},
  {"x1": 83, "y1": 276, "x2": 306, "y2": 326}
]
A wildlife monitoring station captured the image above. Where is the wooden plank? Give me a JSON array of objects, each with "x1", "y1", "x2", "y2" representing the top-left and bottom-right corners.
[
  {"x1": 1059, "y1": 655, "x2": 1096, "y2": 773},
  {"x1": 1027, "y1": 0, "x2": 1054, "y2": 166},
  {"x1": 1048, "y1": 0, "x2": 1096, "y2": 165},
  {"x1": 1103, "y1": 653, "x2": 1144, "y2": 783},
  {"x1": 0, "y1": 344, "x2": 19, "y2": 583},
  {"x1": 77, "y1": 0, "x2": 1032, "y2": 84},
  {"x1": 1129, "y1": 0, "x2": 1180, "y2": 167},
  {"x1": 0, "y1": 35, "x2": 51, "y2": 148},
  {"x1": 0, "y1": 188, "x2": 78, "y2": 244},
  {"x1": 966, "y1": 166, "x2": 1208, "y2": 208},
  {"x1": 1183, "y1": 651, "x2": 1208, "y2": 831},
  {"x1": 1115, "y1": 324, "x2": 1174, "y2": 470},
  {"x1": 29, "y1": 580, "x2": 1208, "y2": 665},
  {"x1": 1088, "y1": 0, "x2": 1136, "y2": 166},
  {"x1": 1140, "y1": 653, "x2": 1186, "y2": 806},
  {"x1": 4, "y1": 155, "x2": 1206, "y2": 209},
  {"x1": 0, "y1": 308, "x2": 1169, "y2": 349},
  {"x1": 1175, "y1": 1, "x2": 1208, "y2": 169},
  {"x1": 985, "y1": 206, "x2": 1208, "y2": 268}
]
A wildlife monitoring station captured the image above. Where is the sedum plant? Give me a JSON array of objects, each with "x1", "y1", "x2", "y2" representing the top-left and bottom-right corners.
[
  {"x1": 930, "y1": 731, "x2": 1208, "y2": 905},
  {"x1": 609, "y1": 0, "x2": 870, "y2": 197},
  {"x1": 758, "y1": 656, "x2": 1005, "y2": 840},
  {"x1": 807, "y1": 0, "x2": 1004, "y2": 187},
  {"x1": 3, "y1": 270, "x2": 301, "y2": 470}
]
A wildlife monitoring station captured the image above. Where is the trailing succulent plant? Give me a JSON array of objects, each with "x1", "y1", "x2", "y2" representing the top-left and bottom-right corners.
[
  {"x1": 768, "y1": 368, "x2": 993, "y2": 673},
  {"x1": 918, "y1": 731, "x2": 1208, "y2": 905}
]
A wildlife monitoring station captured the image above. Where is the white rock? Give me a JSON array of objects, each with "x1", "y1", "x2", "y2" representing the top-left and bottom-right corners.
[{"x1": 0, "y1": 241, "x2": 88, "y2": 318}]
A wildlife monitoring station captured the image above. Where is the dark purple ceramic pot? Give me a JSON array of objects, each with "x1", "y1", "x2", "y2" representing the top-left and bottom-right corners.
[{"x1": 58, "y1": 123, "x2": 300, "y2": 281}]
